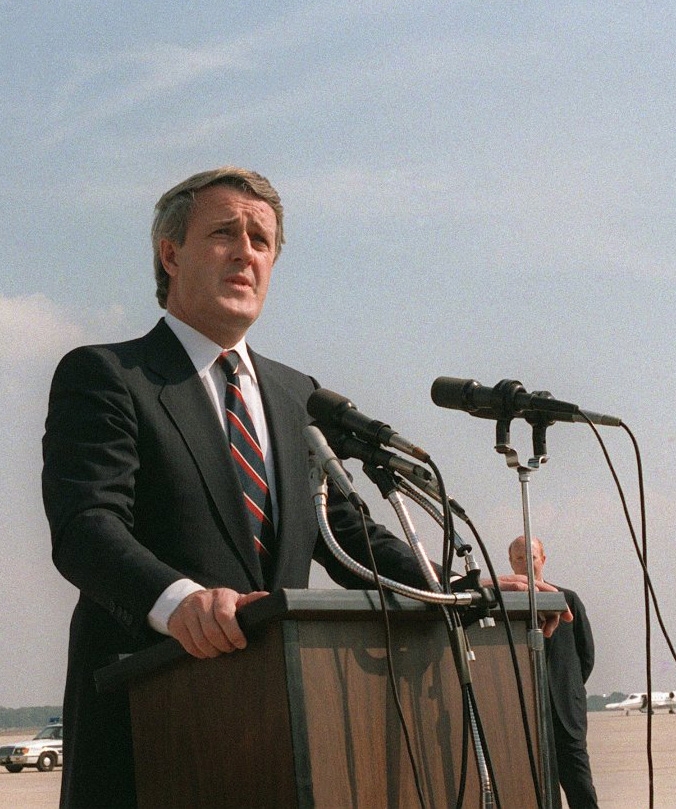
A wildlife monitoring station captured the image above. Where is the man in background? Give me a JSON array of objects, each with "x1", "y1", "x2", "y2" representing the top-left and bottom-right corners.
[{"x1": 509, "y1": 535, "x2": 598, "y2": 809}]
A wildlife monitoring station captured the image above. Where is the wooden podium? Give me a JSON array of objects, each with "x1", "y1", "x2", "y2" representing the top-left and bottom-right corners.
[{"x1": 96, "y1": 589, "x2": 565, "y2": 808}]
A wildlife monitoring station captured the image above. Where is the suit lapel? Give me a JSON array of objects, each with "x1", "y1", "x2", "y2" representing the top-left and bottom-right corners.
[{"x1": 145, "y1": 321, "x2": 264, "y2": 588}]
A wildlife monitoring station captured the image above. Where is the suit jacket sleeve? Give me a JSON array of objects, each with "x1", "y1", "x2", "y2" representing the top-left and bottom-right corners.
[{"x1": 42, "y1": 344, "x2": 186, "y2": 638}]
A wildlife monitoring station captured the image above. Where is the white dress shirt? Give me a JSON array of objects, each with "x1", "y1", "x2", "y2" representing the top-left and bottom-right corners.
[{"x1": 147, "y1": 313, "x2": 278, "y2": 634}]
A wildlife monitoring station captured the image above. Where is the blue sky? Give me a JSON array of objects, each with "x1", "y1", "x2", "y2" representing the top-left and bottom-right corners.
[{"x1": 1, "y1": 1, "x2": 675, "y2": 707}]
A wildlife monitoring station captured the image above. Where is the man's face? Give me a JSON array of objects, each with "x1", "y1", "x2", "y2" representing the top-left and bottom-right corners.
[
  {"x1": 161, "y1": 184, "x2": 277, "y2": 347},
  {"x1": 509, "y1": 539, "x2": 546, "y2": 581}
]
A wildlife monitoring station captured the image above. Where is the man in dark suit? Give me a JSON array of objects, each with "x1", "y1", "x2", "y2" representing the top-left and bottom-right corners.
[
  {"x1": 43, "y1": 166, "x2": 568, "y2": 808},
  {"x1": 509, "y1": 536, "x2": 598, "y2": 809},
  {"x1": 42, "y1": 166, "x2": 449, "y2": 807}
]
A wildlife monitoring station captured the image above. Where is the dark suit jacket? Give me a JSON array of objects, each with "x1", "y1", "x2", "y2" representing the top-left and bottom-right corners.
[
  {"x1": 42, "y1": 319, "x2": 429, "y2": 808},
  {"x1": 545, "y1": 585, "x2": 595, "y2": 741}
]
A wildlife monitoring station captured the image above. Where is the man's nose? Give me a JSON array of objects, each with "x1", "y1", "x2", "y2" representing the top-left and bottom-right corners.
[{"x1": 231, "y1": 231, "x2": 254, "y2": 262}]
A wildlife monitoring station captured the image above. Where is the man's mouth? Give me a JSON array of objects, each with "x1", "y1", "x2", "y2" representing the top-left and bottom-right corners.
[{"x1": 224, "y1": 273, "x2": 252, "y2": 289}]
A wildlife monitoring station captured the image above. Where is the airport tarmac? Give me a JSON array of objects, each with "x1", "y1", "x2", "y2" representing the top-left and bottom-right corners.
[
  {"x1": 1, "y1": 712, "x2": 675, "y2": 807},
  {"x1": 577, "y1": 711, "x2": 676, "y2": 809}
]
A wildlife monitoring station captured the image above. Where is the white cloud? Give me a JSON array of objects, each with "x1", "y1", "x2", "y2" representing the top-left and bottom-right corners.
[
  {"x1": 0, "y1": 294, "x2": 84, "y2": 367},
  {"x1": 0, "y1": 294, "x2": 129, "y2": 388}
]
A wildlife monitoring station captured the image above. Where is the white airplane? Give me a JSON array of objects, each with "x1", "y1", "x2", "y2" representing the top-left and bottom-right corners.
[{"x1": 605, "y1": 691, "x2": 676, "y2": 715}]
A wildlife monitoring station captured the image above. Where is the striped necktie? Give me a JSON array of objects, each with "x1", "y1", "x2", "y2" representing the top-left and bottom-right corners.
[{"x1": 219, "y1": 351, "x2": 275, "y2": 565}]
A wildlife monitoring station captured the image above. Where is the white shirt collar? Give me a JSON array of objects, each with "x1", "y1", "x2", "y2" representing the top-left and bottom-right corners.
[{"x1": 164, "y1": 312, "x2": 258, "y2": 382}]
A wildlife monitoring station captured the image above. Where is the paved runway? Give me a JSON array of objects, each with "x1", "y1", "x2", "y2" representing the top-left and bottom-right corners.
[
  {"x1": 1, "y1": 712, "x2": 675, "y2": 807},
  {"x1": 578, "y1": 711, "x2": 676, "y2": 809}
]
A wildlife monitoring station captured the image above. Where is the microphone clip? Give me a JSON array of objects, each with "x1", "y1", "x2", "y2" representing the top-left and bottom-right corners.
[
  {"x1": 495, "y1": 417, "x2": 550, "y2": 471},
  {"x1": 492, "y1": 387, "x2": 558, "y2": 469}
]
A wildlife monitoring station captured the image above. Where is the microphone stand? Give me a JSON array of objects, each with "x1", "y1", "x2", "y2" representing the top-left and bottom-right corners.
[
  {"x1": 363, "y1": 464, "x2": 498, "y2": 809},
  {"x1": 494, "y1": 414, "x2": 555, "y2": 809}
]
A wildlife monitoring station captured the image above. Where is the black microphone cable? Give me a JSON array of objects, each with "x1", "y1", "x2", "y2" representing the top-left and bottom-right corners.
[
  {"x1": 582, "y1": 416, "x2": 676, "y2": 809},
  {"x1": 353, "y1": 502, "x2": 429, "y2": 809}
]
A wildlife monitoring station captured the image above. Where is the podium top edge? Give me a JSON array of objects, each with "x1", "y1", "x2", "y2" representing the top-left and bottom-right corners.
[
  {"x1": 94, "y1": 589, "x2": 566, "y2": 693},
  {"x1": 240, "y1": 588, "x2": 566, "y2": 623}
]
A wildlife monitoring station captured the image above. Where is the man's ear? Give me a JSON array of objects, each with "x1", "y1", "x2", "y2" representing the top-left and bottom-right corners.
[{"x1": 159, "y1": 239, "x2": 179, "y2": 276}]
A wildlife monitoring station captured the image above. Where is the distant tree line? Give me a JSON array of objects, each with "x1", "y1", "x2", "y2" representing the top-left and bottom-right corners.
[
  {"x1": 0, "y1": 706, "x2": 62, "y2": 730},
  {"x1": 0, "y1": 694, "x2": 628, "y2": 727}
]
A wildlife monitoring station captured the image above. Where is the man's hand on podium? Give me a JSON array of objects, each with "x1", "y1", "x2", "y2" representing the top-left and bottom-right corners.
[
  {"x1": 167, "y1": 588, "x2": 269, "y2": 659},
  {"x1": 487, "y1": 575, "x2": 574, "y2": 637}
]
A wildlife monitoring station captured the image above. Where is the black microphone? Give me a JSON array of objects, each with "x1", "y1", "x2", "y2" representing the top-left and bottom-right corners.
[
  {"x1": 430, "y1": 377, "x2": 622, "y2": 427},
  {"x1": 302, "y1": 425, "x2": 365, "y2": 508},
  {"x1": 318, "y1": 423, "x2": 469, "y2": 522},
  {"x1": 307, "y1": 389, "x2": 430, "y2": 462},
  {"x1": 317, "y1": 424, "x2": 432, "y2": 480}
]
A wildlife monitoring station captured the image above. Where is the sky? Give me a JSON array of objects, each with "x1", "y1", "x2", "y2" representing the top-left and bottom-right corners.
[{"x1": 1, "y1": 1, "x2": 675, "y2": 708}]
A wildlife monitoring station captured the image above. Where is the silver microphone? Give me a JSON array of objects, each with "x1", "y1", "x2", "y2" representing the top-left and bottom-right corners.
[{"x1": 302, "y1": 425, "x2": 365, "y2": 508}]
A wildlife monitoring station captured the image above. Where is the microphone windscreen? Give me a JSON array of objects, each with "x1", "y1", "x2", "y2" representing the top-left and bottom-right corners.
[
  {"x1": 430, "y1": 377, "x2": 468, "y2": 410},
  {"x1": 307, "y1": 389, "x2": 351, "y2": 422}
]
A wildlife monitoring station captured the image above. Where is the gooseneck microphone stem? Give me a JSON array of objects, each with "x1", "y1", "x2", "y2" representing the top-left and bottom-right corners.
[
  {"x1": 306, "y1": 461, "x2": 479, "y2": 607},
  {"x1": 362, "y1": 465, "x2": 445, "y2": 598},
  {"x1": 396, "y1": 478, "x2": 484, "y2": 582}
]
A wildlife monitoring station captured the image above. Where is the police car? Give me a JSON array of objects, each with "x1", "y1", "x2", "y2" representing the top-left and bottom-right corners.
[{"x1": 0, "y1": 720, "x2": 63, "y2": 772}]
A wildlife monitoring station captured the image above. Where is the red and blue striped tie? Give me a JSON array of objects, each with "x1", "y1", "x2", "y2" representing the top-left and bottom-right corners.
[{"x1": 219, "y1": 351, "x2": 275, "y2": 565}]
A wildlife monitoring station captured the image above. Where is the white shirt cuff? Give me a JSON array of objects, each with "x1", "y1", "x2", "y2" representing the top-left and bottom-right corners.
[{"x1": 147, "y1": 579, "x2": 206, "y2": 635}]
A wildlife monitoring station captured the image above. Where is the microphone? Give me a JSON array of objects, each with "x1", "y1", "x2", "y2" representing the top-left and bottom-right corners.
[
  {"x1": 317, "y1": 424, "x2": 432, "y2": 480},
  {"x1": 430, "y1": 377, "x2": 622, "y2": 427},
  {"x1": 302, "y1": 425, "x2": 365, "y2": 508},
  {"x1": 307, "y1": 389, "x2": 430, "y2": 462},
  {"x1": 319, "y1": 423, "x2": 469, "y2": 522}
]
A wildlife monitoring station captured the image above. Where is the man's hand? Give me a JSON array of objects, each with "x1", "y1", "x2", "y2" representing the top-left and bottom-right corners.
[
  {"x1": 489, "y1": 574, "x2": 574, "y2": 637},
  {"x1": 167, "y1": 587, "x2": 269, "y2": 658}
]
